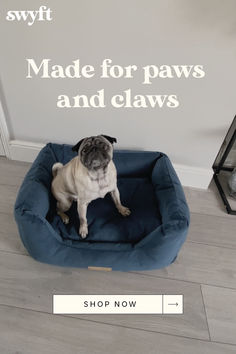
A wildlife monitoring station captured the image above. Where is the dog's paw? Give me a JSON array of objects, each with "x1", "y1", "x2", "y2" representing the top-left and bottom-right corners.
[
  {"x1": 79, "y1": 224, "x2": 88, "y2": 238},
  {"x1": 58, "y1": 211, "x2": 69, "y2": 224},
  {"x1": 62, "y1": 215, "x2": 70, "y2": 224},
  {"x1": 118, "y1": 206, "x2": 131, "y2": 217}
]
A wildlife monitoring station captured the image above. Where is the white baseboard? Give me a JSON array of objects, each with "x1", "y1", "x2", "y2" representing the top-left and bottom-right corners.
[
  {"x1": 173, "y1": 163, "x2": 212, "y2": 189},
  {"x1": 9, "y1": 139, "x2": 46, "y2": 162},
  {"x1": 8, "y1": 139, "x2": 212, "y2": 189}
]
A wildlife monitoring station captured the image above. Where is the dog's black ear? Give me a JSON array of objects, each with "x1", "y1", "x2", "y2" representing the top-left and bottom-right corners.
[
  {"x1": 101, "y1": 135, "x2": 117, "y2": 144},
  {"x1": 72, "y1": 139, "x2": 85, "y2": 152}
]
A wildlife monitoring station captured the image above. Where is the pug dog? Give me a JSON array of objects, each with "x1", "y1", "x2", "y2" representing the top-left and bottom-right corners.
[{"x1": 51, "y1": 135, "x2": 131, "y2": 238}]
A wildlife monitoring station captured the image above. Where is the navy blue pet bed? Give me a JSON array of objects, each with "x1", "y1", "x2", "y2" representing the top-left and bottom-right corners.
[{"x1": 14, "y1": 143, "x2": 190, "y2": 271}]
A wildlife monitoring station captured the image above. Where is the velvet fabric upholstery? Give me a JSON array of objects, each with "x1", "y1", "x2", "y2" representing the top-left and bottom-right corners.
[{"x1": 14, "y1": 143, "x2": 190, "y2": 271}]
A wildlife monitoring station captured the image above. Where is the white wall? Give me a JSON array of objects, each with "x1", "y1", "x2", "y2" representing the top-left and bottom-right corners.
[{"x1": 0, "y1": 0, "x2": 235, "y2": 187}]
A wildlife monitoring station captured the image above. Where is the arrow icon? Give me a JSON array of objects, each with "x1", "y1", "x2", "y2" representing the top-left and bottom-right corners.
[{"x1": 168, "y1": 303, "x2": 178, "y2": 306}]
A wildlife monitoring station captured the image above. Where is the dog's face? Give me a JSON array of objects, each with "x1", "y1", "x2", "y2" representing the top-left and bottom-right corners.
[{"x1": 72, "y1": 135, "x2": 117, "y2": 171}]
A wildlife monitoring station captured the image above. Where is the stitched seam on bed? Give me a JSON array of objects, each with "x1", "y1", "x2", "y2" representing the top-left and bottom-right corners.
[{"x1": 163, "y1": 156, "x2": 189, "y2": 221}]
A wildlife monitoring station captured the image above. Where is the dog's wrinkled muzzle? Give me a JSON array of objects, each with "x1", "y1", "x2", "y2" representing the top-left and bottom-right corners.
[
  {"x1": 85, "y1": 147, "x2": 110, "y2": 170},
  {"x1": 91, "y1": 159, "x2": 101, "y2": 168}
]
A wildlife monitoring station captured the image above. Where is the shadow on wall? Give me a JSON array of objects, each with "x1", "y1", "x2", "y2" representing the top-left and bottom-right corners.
[
  {"x1": 0, "y1": 76, "x2": 14, "y2": 138},
  {"x1": 179, "y1": 0, "x2": 236, "y2": 37},
  {"x1": 193, "y1": 126, "x2": 231, "y2": 138}
]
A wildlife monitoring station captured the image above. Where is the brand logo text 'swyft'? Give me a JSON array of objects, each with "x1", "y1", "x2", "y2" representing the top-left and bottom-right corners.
[{"x1": 6, "y1": 6, "x2": 52, "y2": 26}]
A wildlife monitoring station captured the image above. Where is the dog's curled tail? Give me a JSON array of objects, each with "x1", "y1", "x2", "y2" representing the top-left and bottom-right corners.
[{"x1": 52, "y1": 162, "x2": 63, "y2": 177}]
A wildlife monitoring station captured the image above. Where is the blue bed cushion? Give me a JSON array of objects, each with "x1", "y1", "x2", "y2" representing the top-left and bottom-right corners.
[{"x1": 14, "y1": 143, "x2": 190, "y2": 271}]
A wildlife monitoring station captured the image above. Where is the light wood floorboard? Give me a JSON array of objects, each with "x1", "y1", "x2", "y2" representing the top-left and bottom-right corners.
[
  {"x1": 133, "y1": 242, "x2": 236, "y2": 289},
  {"x1": 0, "y1": 184, "x2": 20, "y2": 214},
  {"x1": 184, "y1": 186, "x2": 235, "y2": 218},
  {"x1": 0, "y1": 305, "x2": 235, "y2": 354},
  {"x1": 0, "y1": 157, "x2": 30, "y2": 186},
  {"x1": 201, "y1": 285, "x2": 236, "y2": 345},
  {"x1": 0, "y1": 212, "x2": 27, "y2": 255},
  {"x1": 188, "y1": 212, "x2": 236, "y2": 249},
  {"x1": 0, "y1": 250, "x2": 209, "y2": 340}
]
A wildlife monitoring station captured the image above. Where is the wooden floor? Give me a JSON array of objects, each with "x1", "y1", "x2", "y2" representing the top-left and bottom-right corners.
[{"x1": 0, "y1": 157, "x2": 236, "y2": 354}]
